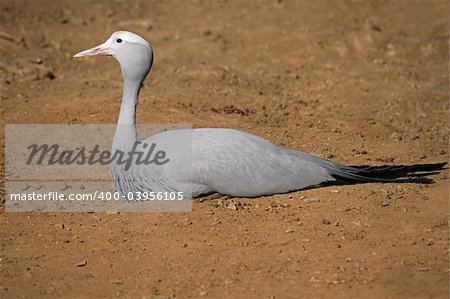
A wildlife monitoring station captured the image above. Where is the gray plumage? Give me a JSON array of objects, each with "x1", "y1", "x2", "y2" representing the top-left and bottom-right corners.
[{"x1": 74, "y1": 31, "x2": 446, "y2": 199}]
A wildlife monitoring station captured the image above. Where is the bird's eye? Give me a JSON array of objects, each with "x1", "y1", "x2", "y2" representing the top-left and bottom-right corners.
[{"x1": 116, "y1": 38, "x2": 122, "y2": 43}]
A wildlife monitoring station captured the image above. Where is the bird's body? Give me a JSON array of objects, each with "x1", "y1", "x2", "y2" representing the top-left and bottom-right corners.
[
  {"x1": 112, "y1": 128, "x2": 336, "y2": 198},
  {"x1": 74, "y1": 31, "x2": 446, "y2": 199}
]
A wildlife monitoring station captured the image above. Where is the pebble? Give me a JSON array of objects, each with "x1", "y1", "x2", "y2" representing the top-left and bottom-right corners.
[
  {"x1": 426, "y1": 239, "x2": 434, "y2": 246},
  {"x1": 332, "y1": 127, "x2": 341, "y2": 133},
  {"x1": 390, "y1": 132, "x2": 403, "y2": 141},
  {"x1": 110, "y1": 279, "x2": 123, "y2": 285},
  {"x1": 380, "y1": 201, "x2": 389, "y2": 207},
  {"x1": 309, "y1": 276, "x2": 320, "y2": 283},
  {"x1": 420, "y1": 195, "x2": 430, "y2": 201},
  {"x1": 0, "y1": 31, "x2": 16, "y2": 42},
  {"x1": 106, "y1": 211, "x2": 119, "y2": 215},
  {"x1": 211, "y1": 217, "x2": 221, "y2": 225},
  {"x1": 269, "y1": 201, "x2": 278, "y2": 208},
  {"x1": 304, "y1": 197, "x2": 320, "y2": 203},
  {"x1": 45, "y1": 70, "x2": 56, "y2": 80},
  {"x1": 338, "y1": 206, "x2": 351, "y2": 212},
  {"x1": 322, "y1": 219, "x2": 331, "y2": 225},
  {"x1": 227, "y1": 202, "x2": 238, "y2": 211},
  {"x1": 417, "y1": 267, "x2": 431, "y2": 272},
  {"x1": 46, "y1": 286, "x2": 55, "y2": 294},
  {"x1": 30, "y1": 57, "x2": 43, "y2": 64},
  {"x1": 75, "y1": 260, "x2": 87, "y2": 267}
]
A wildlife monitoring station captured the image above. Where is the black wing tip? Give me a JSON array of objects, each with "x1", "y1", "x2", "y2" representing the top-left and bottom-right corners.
[
  {"x1": 347, "y1": 162, "x2": 447, "y2": 179},
  {"x1": 327, "y1": 173, "x2": 435, "y2": 186},
  {"x1": 350, "y1": 162, "x2": 447, "y2": 170}
]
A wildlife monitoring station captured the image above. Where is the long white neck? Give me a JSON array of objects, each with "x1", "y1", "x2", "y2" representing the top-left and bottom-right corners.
[{"x1": 112, "y1": 78, "x2": 142, "y2": 152}]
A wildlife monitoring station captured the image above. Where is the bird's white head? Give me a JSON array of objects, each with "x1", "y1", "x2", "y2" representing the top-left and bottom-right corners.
[{"x1": 74, "y1": 31, "x2": 153, "y2": 82}]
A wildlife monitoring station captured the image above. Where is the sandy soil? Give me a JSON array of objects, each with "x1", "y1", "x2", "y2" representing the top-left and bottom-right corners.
[{"x1": 1, "y1": 1, "x2": 449, "y2": 298}]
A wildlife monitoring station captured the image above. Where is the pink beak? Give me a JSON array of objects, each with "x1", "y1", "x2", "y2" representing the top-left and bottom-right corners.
[{"x1": 73, "y1": 42, "x2": 112, "y2": 58}]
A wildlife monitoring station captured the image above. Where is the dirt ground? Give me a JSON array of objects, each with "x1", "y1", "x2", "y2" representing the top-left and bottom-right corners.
[{"x1": 1, "y1": 0, "x2": 449, "y2": 298}]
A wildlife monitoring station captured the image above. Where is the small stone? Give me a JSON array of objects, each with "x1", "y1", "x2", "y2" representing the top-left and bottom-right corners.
[
  {"x1": 420, "y1": 195, "x2": 429, "y2": 201},
  {"x1": 426, "y1": 239, "x2": 434, "y2": 246},
  {"x1": 322, "y1": 219, "x2": 331, "y2": 225},
  {"x1": 75, "y1": 260, "x2": 87, "y2": 267},
  {"x1": 380, "y1": 201, "x2": 389, "y2": 207},
  {"x1": 30, "y1": 57, "x2": 43, "y2": 64},
  {"x1": 309, "y1": 276, "x2": 320, "y2": 283},
  {"x1": 45, "y1": 71, "x2": 56, "y2": 80},
  {"x1": 0, "y1": 32, "x2": 16, "y2": 42},
  {"x1": 211, "y1": 217, "x2": 221, "y2": 225},
  {"x1": 332, "y1": 127, "x2": 341, "y2": 133},
  {"x1": 110, "y1": 279, "x2": 123, "y2": 284},
  {"x1": 371, "y1": 24, "x2": 382, "y2": 32},
  {"x1": 285, "y1": 228, "x2": 294, "y2": 233},
  {"x1": 338, "y1": 206, "x2": 351, "y2": 212},
  {"x1": 227, "y1": 202, "x2": 238, "y2": 211},
  {"x1": 46, "y1": 286, "x2": 55, "y2": 294},
  {"x1": 269, "y1": 201, "x2": 278, "y2": 208},
  {"x1": 417, "y1": 267, "x2": 430, "y2": 272},
  {"x1": 304, "y1": 198, "x2": 319, "y2": 203}
]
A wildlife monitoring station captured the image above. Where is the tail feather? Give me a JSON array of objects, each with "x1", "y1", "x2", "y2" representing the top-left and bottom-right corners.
[
  {"x1": 324, "y1": 162, "x2": 446, "y2": 186},
  {"x1": 348, "y1": 162, "x2": 447, "y2": 179}
]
